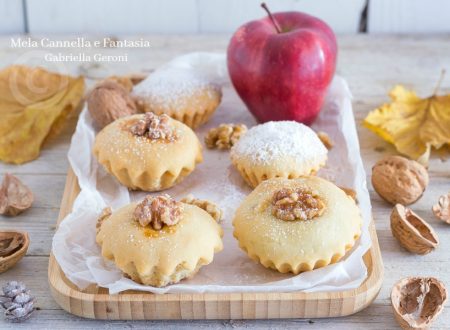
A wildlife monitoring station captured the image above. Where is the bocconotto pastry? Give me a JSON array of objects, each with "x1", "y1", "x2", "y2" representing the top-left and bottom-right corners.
[
  {"x1": 132, "y1": 68, "x2": 222, "y2": 129},
  {"x1": 93, "y1": 112, "x2": 202, "y2": 191},
  {"x1": 233, "y1": 176, "x2": 361, "y2": 274},
  {"x1": 96, "y1": 194, "x2": 223, "y2": 287},
  {"x1": 230, "y1": 121, "x2": 327, "y2": 188}
]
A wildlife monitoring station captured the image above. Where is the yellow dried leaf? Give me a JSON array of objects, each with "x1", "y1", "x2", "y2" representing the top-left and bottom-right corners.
[
  {"x1": 0, "y1": 65, "x2": 85, "y2": 164},
  {"x1": 364, "y1": 83, "x2": 450, "y2": 163}
]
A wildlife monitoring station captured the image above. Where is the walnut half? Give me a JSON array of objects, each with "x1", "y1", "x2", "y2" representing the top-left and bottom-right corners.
[
  {"x1": 390, "y1": 204, "x2": 438, "y2": 255},
  {"x1": 133, "y1": 195, "x2": 182, "y2": 230},
  {"x1": 205, "y1": 123, "x2": 247, "y2": 150},
  {"x1": 271, "y1": 188, "x2": 325, "y2": 221},
  {"x1": 0, "y1": 231, "x2": 29, "y2": 273},
  {"x1": 181, "y1": 194, "x2": 223, "y2": 222},
  {"x1": 130, "y1": 112, "x2": 177, "y2": 141}
]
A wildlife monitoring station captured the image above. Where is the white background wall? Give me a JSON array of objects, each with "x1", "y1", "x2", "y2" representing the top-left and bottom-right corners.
[{"x1": 1, "y1": 0, "x2": 450, "y2": 34}]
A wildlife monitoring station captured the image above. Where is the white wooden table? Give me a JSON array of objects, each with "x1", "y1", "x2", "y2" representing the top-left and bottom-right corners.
[{"x1": 0, "y1": 34, "x2": 449, "y2": 329}]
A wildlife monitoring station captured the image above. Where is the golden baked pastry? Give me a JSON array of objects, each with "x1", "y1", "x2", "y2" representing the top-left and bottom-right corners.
[
  {"x1": 230, "y1": 121, "x2": 328, "y2": 188},
  {"x1": 132, "y1": 69, "x2": 222, "y2": 129},
  {"x1": 233, "y1": 176, "x2": 362, "y2": 274},
  {"x1": 96, "y1": 195, "x2": 223, "y2": 287},
  {"x1": 93, "y1": 112, "x2": 202, "y2": 191}
]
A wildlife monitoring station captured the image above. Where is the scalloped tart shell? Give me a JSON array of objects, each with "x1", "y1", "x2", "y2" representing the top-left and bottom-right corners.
[
  {"x1": 232, "y1": 177, "x2": 362, "y2": 274},
  {"x1": 93, "y1": 114, "x2": 202, "y2": 191},
  {"x1": 96, "y1": 202, "x2": 223, "y2": 287},
  {"x1": 134, "y1": 85, "x2": 222, "y2": 129}
]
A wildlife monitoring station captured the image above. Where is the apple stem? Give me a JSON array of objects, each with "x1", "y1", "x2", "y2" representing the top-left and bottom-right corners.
[
  {"x1": 261, "y1": 3, "x2": 282, "y2": 34},
  {"x1": 433, "y1": 69, "x2": 446, "y2": 95}
]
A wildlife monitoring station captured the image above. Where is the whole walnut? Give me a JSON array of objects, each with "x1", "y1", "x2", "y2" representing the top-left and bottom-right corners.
[
  {"x1": 87, "y1": 80, "x2": 137, "y2": 129},
  {"x1": 371, "y1": 155, "x2": 429, "y2": 205}
]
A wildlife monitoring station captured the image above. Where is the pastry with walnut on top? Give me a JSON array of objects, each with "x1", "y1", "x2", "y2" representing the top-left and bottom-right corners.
[
  {"x1": 233, "y1": 176, "x2": 361, "y2": 274},
  {"x1": 96, "y1": 194, "x2": 223, "y2": 287},
  {"x1": 93, "y1": 112, "x2": 202, "y2": 191}
]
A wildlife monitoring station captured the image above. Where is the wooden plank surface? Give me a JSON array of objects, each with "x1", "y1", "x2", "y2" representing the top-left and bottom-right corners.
[{"x1": 0, "y1": 34, "x2": 450, "y2": 328}]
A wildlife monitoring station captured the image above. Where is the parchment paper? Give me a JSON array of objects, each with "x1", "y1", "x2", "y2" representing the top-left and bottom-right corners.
[{"x1": 52, "y1": 52, "x2": 372, "y2": 294}]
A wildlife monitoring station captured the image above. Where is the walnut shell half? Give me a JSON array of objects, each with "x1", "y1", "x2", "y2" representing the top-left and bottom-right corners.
[
  {"x1": 432, "y1": 192, "x2": 450, "y2": 223},
  {"x1": 0, "y1": 174, "x2": 34, "y2": 216},
  {"x1": 391, "y1": 277, "x2": 447, "y2": 329},
  {"x1": 0, "y1": 231, "x2": 29, "y2": 273},
  {"x1": 391, "y1": 204, "x2": 438, "y2": 255},
  {"x1": 372, "y1": 155, "x2": 428, "y2": 205}
]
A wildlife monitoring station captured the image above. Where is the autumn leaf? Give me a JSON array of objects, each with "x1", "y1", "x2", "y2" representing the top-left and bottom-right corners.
[
  {"x1": 0, "y1": 65, "x2": 85, "y2": 164},
  {"x1": 364, "y1": 71, "x2": 450, "y2": 163}
]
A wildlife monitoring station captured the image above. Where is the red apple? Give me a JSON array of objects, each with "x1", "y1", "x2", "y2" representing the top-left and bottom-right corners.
[{"x1": 227, "y1": 4, "x2": 337, "y2": 124}]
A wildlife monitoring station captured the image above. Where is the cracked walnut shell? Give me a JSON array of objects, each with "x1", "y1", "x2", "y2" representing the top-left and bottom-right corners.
[
  {"x1": 87, "y1": 80, "x2": 137, "y2": 129},
  {"x1": 391, "y1": 204, "x2": 438, "y2": 255},
  {"x1": 0, "y1": 231, "x2": 29, "y2": 273},
  {"x1": 0, "y1": 174, "x2": 33, "y2": 216},
  {"x1": 372, "y1": 155, "x2": 428, "y2": 205},
  {"x1": 391, "y1": 277, "x2": 447, "y2": 330},
  {"x1": 432, "y1": 192, "x2": 450, "y2": 223}
]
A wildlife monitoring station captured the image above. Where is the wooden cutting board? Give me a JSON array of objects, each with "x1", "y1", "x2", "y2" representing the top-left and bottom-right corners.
[{"x1": 48, "y1": 168, "x2": 383, "y2": 320}]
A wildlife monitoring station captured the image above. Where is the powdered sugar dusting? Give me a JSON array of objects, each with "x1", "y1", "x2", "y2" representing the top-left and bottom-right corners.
[
  {"x1": 132, "y1": 68, "x2": 219, "y2": 112},
  {"x1": 231, "y1": 121, "x2": 327, "y2": 165}
]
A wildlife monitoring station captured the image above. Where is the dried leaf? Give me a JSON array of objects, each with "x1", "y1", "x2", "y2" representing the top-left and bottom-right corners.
[
  {"x1": 364, "y1": 82, "x2": 450, "y2": 163},
  {"x1": 0, "y1": 65, "x2": 85, "y2": 164}
]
